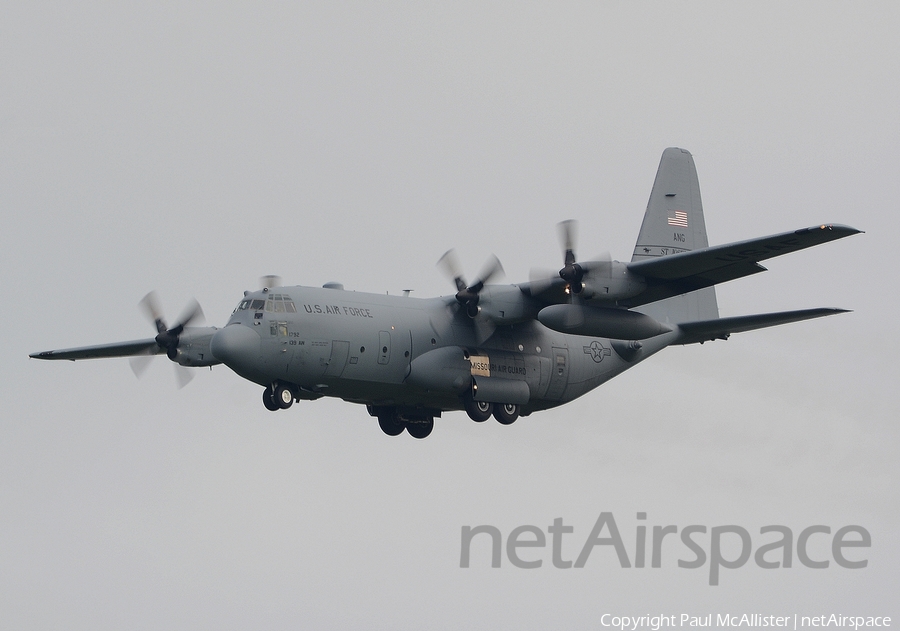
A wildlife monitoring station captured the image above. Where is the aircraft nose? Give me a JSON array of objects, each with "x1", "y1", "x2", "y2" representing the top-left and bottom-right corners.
[{"x1": 211, "y1": 324, "x2": 261, "y2": 368}]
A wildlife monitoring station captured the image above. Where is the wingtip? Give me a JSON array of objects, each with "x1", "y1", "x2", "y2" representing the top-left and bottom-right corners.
[
  {"x1": 794, "y1": 223, "x2": 860, "y2": 235},
  {"x1": 816, "y1": 308, "x2": 852, "y2": 316},
  {"x1": 833, "y1": 224, "x2": 864, "y2": 235}
]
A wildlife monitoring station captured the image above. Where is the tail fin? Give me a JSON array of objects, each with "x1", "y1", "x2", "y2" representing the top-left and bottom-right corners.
[{"x1": 632, "y1": 148, "x2": 719, "y2": 324}]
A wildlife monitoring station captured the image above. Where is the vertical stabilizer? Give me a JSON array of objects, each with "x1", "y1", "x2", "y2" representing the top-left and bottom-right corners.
[{"x1": 633, "y1": 148, "x2": 719, "y2": 324}]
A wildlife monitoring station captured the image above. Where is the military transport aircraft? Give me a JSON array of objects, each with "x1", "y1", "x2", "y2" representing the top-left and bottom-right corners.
[{"x1": 31, "y1": 148, "x2": 860, "y2": 438}]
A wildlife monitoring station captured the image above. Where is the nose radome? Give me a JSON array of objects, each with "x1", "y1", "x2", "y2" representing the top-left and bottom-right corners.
[{"x1": 211, "y1": 324, "x2": 261, "y2": 368}]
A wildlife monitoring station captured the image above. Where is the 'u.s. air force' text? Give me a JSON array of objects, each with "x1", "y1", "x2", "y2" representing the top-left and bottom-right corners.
[{"x1": 303, "y1": 304, "x2": 374, "y2": 318}]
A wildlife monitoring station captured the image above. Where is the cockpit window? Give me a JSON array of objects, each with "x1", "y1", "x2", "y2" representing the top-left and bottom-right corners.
[
  {"x1": 264, "y1": 294, "x2": 296, "y2": 313},
  {"x1": 236, "y1": 295, "x2": 295, "y2": 314}
]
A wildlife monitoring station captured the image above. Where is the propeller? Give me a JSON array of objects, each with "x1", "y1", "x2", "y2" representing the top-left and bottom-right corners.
[
  {"x1": 139, "y1": 291, "x2": 205, "y2": 359},
  {"x1": 558, "y1": 219, "x2": 585, "y2": 294},
  {"x1": 437, "y1": 250, "x2": 504, "y2": 343},
  {"x1": 260, "y1": 275, "x2": 282, "y2": 289},
  {"x1": 437, "y1": 250, "x2": 504, "y2": 318},
  {"x1": 128, "y1": 353, "x2": 154, "y2": 379},
  {"x1": 129, "y1": 291, "x2": 205, "y2": 388},
  {"x1": 530, "y1": 220, "x2": 617, "y2": 328},
  {"x1": 436, "y1": 248, "x2": 468, "y2": 293}
]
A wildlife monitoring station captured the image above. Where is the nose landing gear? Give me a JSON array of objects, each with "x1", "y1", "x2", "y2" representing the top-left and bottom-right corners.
[
  {"x1": 263, "y1": 388, "x2": 280, "y2": 411},
  {"x1": 263, "y1": 382, "x2": 296, "y2": 411}
]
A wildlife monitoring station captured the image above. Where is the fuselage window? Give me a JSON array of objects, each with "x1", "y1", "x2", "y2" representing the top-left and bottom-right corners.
[{"x1": 270, "y1": 321, "x2": 288, "y2": 336}]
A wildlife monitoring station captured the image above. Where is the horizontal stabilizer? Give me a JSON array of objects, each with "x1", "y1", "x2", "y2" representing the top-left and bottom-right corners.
[
  {"x1": 674, "y1": 308, "x2": 849, "y2": 345},
  {"x1": 30, "y1": 339, "x2": 161, "y2": 361}
]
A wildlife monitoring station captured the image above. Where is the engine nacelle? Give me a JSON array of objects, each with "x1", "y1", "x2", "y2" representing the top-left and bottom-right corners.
[
  {"x1": 580, "y1": 262, "x2": 647, "y2": 301},
  {"x1": 538, "y1": 305, "x2": 671, "y2": 340},
  {"x1": 171, "y1": 327, "x2": 220, "y2": 367},
  {"x1": 473, "y1": 285, "x2": 537, "y2": 324}
]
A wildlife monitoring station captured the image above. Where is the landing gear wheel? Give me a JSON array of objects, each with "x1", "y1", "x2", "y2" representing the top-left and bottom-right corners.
[
  {"x1": 274, "y1": 384, "x2": 294, "y2": 409},
  {"x1": 493, "y1": 403, "x2": 519, "y2": 425},
  {"x1": 463, "y1": 392, "x2": 493, "y2": 422},
  {"x1": 262, "y1": 388, "x2": 280, "y2": 411},
  {"x1": 377, "y1": 411, "x2": 405, "y2": 436},
  {"x1": 406, "y1": 417, "x2": 434, "y2": 439}
]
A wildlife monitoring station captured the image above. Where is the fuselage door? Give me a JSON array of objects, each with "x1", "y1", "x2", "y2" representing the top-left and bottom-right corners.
[
  {"x1": 545, "y1": 346, "x2": 569, "y2": 401},
  {"x1": 378, "y1": 331, "x2": 391, "y2": 365},
  {"x1": 325, "y1": 340, "x2": 350, "y2": 377}
]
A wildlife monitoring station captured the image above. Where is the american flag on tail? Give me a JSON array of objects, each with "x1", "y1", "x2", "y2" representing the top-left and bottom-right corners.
[{"x1": 667, "y1": 210, "x2": 688, "y2": 227}]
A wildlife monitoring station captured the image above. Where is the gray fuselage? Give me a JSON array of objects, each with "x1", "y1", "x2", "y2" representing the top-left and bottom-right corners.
[{"x1": 211, "y1": 284, "x2": 674, "y2": 416}]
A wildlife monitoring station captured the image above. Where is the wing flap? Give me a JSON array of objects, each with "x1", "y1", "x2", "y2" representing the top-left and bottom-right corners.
[
  {"x1": 674, "y1": 308, "x2": 849, "y2": 345},
  {"x1": 628, "y1": 260, "x2": 768, "y2": 308},
  {"x1": 30, "y1": 339, "x2": 162, "y2": 361}
]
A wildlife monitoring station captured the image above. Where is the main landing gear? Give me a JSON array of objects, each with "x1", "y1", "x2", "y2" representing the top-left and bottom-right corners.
[
  {"x1": 369, "y1": 406, "x2": 435, "y2": 439},
  {"x1": 492, "y1": 403, "x2": 520, "y2": 425},
  {"x1": 462, "y1": 391, "x2": 520, "y2": 425},
  {"x1": 263, "y1": 386, "x2": 519, "y2": 437}
]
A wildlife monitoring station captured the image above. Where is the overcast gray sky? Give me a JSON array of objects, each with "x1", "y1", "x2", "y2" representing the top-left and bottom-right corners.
[{"x1": 2, "y1": 2, "x2": 897, "y2": 629}]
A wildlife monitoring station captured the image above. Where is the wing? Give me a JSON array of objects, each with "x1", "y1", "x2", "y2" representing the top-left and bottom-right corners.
[
  {"x1": 674, "y1": 308, "x2": 849, "y2": 345},
  {"x1": 622, "y1": 224, "x2": 861, "y2": 307},
  {"x1": 30, "y1": 339, "x2": 162, "y2": 361}
]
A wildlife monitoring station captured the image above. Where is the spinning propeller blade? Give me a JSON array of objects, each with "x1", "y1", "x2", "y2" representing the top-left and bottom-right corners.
[
  {"x1": 134, "y1": 291, "x2": 205, "y2": 386},
  {"x1": 531, "y1": 220, "x2": 612, "y2": 304},
  {"x1": 438, "y1": 250, "x2": 504, "y2": 314},
  {"x1": 260, "y1": 275, "x2": 282, "y2": 289},
  {"x1": 437, "y1": 250, "x2": 504, "y2": 340},
  {"x1": 437, "y1": 249, "x2": 467, "y2": 292}
]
